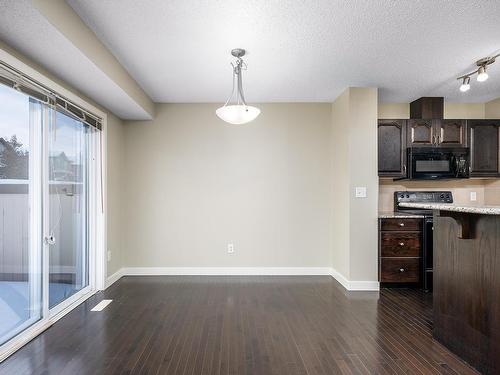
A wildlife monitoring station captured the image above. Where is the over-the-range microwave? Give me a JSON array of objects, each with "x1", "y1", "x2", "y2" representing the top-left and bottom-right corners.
[{"x1": 404, "y1": 147, "x2": 470, "y2": 180}]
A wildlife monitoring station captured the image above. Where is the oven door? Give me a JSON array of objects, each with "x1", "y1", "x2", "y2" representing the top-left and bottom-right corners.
[{"x1": 409, "y1": 150, "x2": 456, "y2": 179}]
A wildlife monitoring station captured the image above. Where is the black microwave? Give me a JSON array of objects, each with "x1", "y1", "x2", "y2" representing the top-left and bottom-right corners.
[{"x1": 407, "y1": 147, "x2": 470, "y2": 180}]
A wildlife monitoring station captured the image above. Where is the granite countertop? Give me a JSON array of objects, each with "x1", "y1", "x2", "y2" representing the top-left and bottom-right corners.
[
  {"x1": 378, "y1": 211, "x2": 426, "y2": 218},
  {"x1": 398, "y1": 202, "x2": 500, "y2": 215}
]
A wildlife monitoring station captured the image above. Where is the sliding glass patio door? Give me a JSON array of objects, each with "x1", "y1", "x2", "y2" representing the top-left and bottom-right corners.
[
  {"x1": 0, "y1": 85, "x2": 43, "y2": 346},
  {"x1": 45, "y1": 110, "x2": 92, "y2": 312},
  {"x1": 0, "y1": 78, "x2": 97, "y2": 351}
]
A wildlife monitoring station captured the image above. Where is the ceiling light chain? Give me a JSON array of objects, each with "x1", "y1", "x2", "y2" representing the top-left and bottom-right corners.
[
  {"x1": 457, "y1": 53, "x2": 500, "y2": 92},
  {"x1": 216, "y1": 48, "x2": 260, "y2": 125}
]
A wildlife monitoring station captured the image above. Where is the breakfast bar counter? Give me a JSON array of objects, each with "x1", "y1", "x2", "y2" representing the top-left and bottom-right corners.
[{"x1": 400, "y1": 202, "x2": 500, "y2": 374}]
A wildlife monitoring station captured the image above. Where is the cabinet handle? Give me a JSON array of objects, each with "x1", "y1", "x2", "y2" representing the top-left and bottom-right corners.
[
  {"x1": 399, "y1": 222, "x2": 405, "y2": 227},
  {"x1": 399, "y1": 268, "x2": 405, "y2": 272},
  {"x1": 403, "y1": 165, "x2": 407, "y2": 175},
  {"x1": 399, "y1": 242, "x2": 405, "y2": 246}
]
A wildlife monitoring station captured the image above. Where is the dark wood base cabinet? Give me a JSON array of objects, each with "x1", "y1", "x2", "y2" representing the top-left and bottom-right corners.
[
  {"x1": 434, "y1": 211, "x2": 500, "y2": 375},
  {"x1": 379, "y1": 218, "x2": 422, "y2": 286}
]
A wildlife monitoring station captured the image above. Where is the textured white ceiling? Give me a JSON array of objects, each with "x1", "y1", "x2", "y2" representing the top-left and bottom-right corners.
[
  {"x1": 67, "y1": 0, "x2": 500, "y2": 104},
  {"x1": 0, "y1": 0, "x2": 150, "y2": 119},
  {"x1": 1, "y1": 0, "x2": 500, "y2": 110}
]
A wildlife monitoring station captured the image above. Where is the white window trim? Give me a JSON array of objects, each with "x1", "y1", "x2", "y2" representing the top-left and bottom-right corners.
[{"x1": 0, "y1": 46, "x2": 107, "y2": 362}]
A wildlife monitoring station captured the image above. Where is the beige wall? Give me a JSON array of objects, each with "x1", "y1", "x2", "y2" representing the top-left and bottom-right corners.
[
  {"x1": 485, "y1": 98, "x2": 500, "y2": 119},
  {"x1": 122, "y1": 103, "x2": 333, "y2": 268},
  {"x1": 378, "y1": 103, "x2": 409, "y2": 119},
  {"x1": 331, "y1": 88, "x2": 379, "y2": 282},
  {"x1": 444, "y1": 103, "x2": 485, "y2": 119},
  {"x1": 330, "y1": 91, "x2": 350, "y2": 278},
  {"x1": 106, "y1": 114, "x2": 126, "y2": 275},
  {"x1": 378, "y1": 102, "x2": 487, "y2": 120}
]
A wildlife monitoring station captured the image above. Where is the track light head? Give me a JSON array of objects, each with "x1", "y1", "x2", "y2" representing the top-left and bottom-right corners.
[
  {"x1": 456, "y1": 53, "x2": 499, "y2": 91},
  {"x1": 477, "y1": 65, "x2": 489, "y2": 82},
  {"x1": 459, "y1": 76, "x2": 471, "y2": 92}
]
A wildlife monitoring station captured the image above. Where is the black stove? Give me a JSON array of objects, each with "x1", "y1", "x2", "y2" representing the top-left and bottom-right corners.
[
  {"x1": 393, "y1": 191, "x2": 453, "y2": 292},
  {"x1": 394, "y1": 191, "x2": 453, "y2": 217}
]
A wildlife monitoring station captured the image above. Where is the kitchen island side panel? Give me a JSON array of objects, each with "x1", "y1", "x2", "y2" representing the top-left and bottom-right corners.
[{"x1": 433, "y1": 211, "x2": 500, "y2": 375}]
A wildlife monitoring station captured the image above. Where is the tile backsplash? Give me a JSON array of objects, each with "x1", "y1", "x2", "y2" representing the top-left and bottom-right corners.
[
  {"x1": 379, "y1": 179, "x2": 500, "y2": 211},
  {"x1": 485, "y1": 180, "x2": 500, "y2": 205}
]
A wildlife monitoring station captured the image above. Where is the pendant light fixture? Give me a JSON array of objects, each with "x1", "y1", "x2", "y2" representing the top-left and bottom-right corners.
[{"x1": 216, "y1": 48, "x2": 260, "y2": 125}]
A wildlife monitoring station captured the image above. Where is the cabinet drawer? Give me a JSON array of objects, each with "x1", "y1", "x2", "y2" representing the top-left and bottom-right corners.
[
  {"x1": 380, "y1": 218, "x2": 422, "y2": 231},
  {"x1": 380, "y1": 232, "x2": 420, "y2": 257},
  {"x1": 380, "y1": 258, "x2": 419, "y2": 283}
]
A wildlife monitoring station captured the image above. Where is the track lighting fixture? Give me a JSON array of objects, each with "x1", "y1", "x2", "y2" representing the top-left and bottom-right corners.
[
  {"x1": 457, "y1": 53, "x2": 499, "y2": 92},
  {"x1": 459, "y1": 76, "x2": 470, "y2": 92},
  {"x1": 216, "y1": 48, "x2": 260, "y2": 125}
]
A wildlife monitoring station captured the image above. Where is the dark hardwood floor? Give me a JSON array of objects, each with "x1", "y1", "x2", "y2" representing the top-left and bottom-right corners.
[{"x1": 0, "y1": 276, "x2": 479, "y2": 375}]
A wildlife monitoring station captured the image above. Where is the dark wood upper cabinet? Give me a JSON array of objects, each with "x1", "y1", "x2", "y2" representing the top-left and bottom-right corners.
[
  {"x1": 437, "y1": 119, "x2": 467, "y2": 147},
  {"x1": 469, "y1": 120, "x2": 500, "y2": 177},
  {"x1": 407, "y1": 119, "x2": 434, "y2": 147},
  {"x1": 407, "y1": 119, "x2": 466, "y2": 148},
  {"x1": 378, "y1": 120, "x2": 406, "y2": 177},
  {"x1": 410, "y1": 97, "x2": 444, "y2": 119}
]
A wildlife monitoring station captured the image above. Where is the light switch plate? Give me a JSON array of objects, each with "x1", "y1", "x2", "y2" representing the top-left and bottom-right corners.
[
  {"x1": 355, "y1": 187, "x2": 367, "y2": 198},
  {"x1": 470, "y1": 191, "x2": 477, "y2": 201}
]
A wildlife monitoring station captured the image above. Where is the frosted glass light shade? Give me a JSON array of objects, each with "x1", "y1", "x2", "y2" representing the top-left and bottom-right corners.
[
  {"x1": 459, "y1": 83, "x2": 470, "y2": 92},
  {"x1": 216, "y1": 105, "x2": 260, "y2": 125},
  {"x1": 477, "y1": 66, "x2": 488, "y2": 82},
  {"x1": 477, "y1": 71, "x2": 489, "y2": 82}
]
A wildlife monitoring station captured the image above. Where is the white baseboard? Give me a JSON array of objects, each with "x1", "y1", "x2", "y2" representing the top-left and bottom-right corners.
[
  {"x1": 329, "y1": 268, "x2": 380, "y2": 291},
  {"x1": 121, "y1": 267, "x2": 332, "y2": 276},
  {"x1": 104, "y1": 267, "x2": 379, "y2": 292},
  {"x1": 105, "y1": 268, "x2": 125, "y2": 288}
]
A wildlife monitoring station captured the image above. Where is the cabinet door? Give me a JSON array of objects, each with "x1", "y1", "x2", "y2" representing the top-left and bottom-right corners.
[
  {"x1": 378, "y1": 120, "x2": 406, "y2": 177},
  {"x1": 469, "y1": 120, "x2": 500, "y2": 177},
  {"x1": 407, "y1": 119, "x2": 434, "y2": 147},
  {"x1": 438, "y1": 119, "x2": 467, "y2": 147}
]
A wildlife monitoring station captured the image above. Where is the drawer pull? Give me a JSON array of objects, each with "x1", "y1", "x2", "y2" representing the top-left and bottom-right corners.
[
  {"x1": 399, "y1": 222, "x2": 405, "y2": 227},
  {"x1": 399, "y1": 268, "x2": 405, "y2": 272},
  {"x1": 399, "y1": 242, "x2": 405, "y2": 246}
]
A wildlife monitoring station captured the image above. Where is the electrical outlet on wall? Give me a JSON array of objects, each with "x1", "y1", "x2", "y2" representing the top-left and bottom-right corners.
[
  {"x1": 107, "y1": 250, "x2": 112, "y2": 262},
  {"x1": 355, "y1": 187, "x2": 367, "y2": 198},
  {"x1": 227, "y1": 243, "x2": 234, "y2": 254},
  {"x1": 470, "y1": 191, "x2": 477, "y2": 201}
]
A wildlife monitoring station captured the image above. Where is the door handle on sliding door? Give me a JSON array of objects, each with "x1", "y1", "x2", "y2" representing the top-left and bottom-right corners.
[{"x1": 44, "y1": 235, "x2": 56, "y2": 245}]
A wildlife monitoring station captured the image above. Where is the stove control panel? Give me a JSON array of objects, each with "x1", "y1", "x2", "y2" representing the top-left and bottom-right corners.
[{"x1": 394, "y1": 191, "x2": 453, "y2": 207}]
